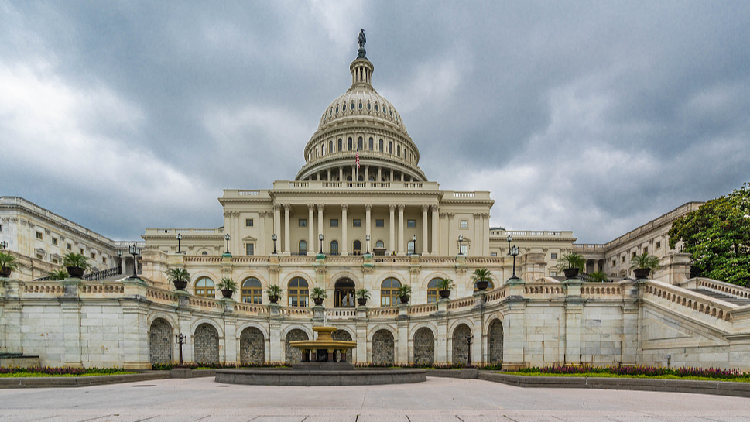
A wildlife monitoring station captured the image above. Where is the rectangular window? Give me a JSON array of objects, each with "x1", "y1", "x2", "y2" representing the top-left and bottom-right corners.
[
  {"x1": 299, "y1": 219, "x2": 307, "y2": 227},
  {"x1": 52, "y1": 238, "x2": 58, "y2": 246},
  {"x1": 460, "y1": 220, "x2": 468, "y2": 229},
  {"x1": 643, "y1": 246, "x2": 648, "y2": 255},
  {"x1": 91, "y1": 252, "x2": 96, "y2": 259},
  {"x1": 460, "y1": 244, "x2": 468, "y2": 255},
  {"x1": 80, "y1": 248, "x2": 85, "y2": 254},
  {"x1": 36, "y1": 254, "x2": 43, "y2": 260},
  {"x1": 551, "y1": 272, "x2": 557, "y2": 277},
  {"x1": 246, "y1": 244, "x2": 254, "y2": 256},
  {"x1": 245, "y1": 218, "x2": 253, "y2": 227},
  {"x1": 36, "y1": 232, "x2": 43, "y2": 240},
  {"x1": 656, "y1": 241, "x2": 661, "y2": 249},
  {"x1": 407, "y1": 219, "x2": 416, "y2": 228},
  {"x1": 621, "y1": 256, "x2": 625, "y2": 263},
  {"x1": 632, "y1": 251, "x2": 636, "y2": 258},
  {"x1": 490, "y1": 252, "x2": 497, "y2": 257},
  {"x1": 375, "y1": 219, "x2": 384, "y2": 228},
  {"x1": 52, "y1": 258, "x2": 58, "y2": 264},
  {"x1": 102, "y1": 257, "x2": 106, "y2": 264},
  {"x1": 612, "y1": 259, "x2": 616, "y2": 267},
  {"x1": 67, "y1": 243, "x2": 72, "y2": 250},
  {"x1": 551, "y1": 252, "x2": 558, "y2": 259},
  {"x1": 0, "y1": 224, "x2": 2, "y2": 232},
  {"x1": 353, "y1": 219, "x2": 362, "y2": 227},
  {"x1": 330, "y1": 219, "x2": 339, "y2": 227}
]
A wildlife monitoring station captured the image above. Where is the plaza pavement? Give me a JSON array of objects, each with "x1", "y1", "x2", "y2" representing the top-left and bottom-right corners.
[{"x1": 1, "y1": 376, "x2": 749, "y2": 421}]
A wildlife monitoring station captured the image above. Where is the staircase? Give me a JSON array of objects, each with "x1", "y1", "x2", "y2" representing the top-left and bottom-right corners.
[{"x1": 690, "y1": 288, "x2": 750, "y2": 306}]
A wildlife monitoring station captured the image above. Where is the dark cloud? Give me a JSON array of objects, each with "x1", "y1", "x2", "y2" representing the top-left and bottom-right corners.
[{"x1": 2, "y1": 1, "x2": 749, "y2": 243}]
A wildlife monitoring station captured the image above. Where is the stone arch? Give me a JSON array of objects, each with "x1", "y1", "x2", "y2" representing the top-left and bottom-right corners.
[
  {"x1": 285, "y1": 328, "x2": 309, "y2": 364},
  {"x1": 190, "y1": 318, "x2": 224, "y2": 338},
  {"x1": 452, "y1": 323, "x2": 472, "y2": 365},
  {"x1": 193, "y1": 323, "x2": 219, "y2": 364},
  {"x1": 148, "y1": 317, "x2": 173, "y2": 365},
  {"x1": 332, "y1": 329, "x2": 353, "y2": 362},
  {"x1": 239, "y1": 327, "x2": 265, "y2": 365},
  {"x1": 413, "y1": 327, "x2": 434, "y2": 365},
  {"x1": 372, "y1": 329, "x2": 395, "y2": 365},
  {"x1": 488, "y1": 319, "x2": 504, "y2": 364}
]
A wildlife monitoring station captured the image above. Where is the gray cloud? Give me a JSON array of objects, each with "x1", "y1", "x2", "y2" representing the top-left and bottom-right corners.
[{"x1": 2, "y1": 1, "x2": 749, "y2": 243}]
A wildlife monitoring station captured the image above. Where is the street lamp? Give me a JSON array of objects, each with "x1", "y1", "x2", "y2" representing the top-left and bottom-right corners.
[
  {"x1": 458, "y1": 235, "x2": 464, "y2": 255},
  {"x1": 506, "y1": 234, "x2": 512, "y2": 255},
  {"x1": 176, "y1": 333, "x2": 185, "y2": 367},
  {"x1": 412, "y1": 234, "x2": 417, "y2": 255},
  {"x1": 366, "y1": 234, "x2": 370, "y2": 254},
  {"x1": 128, "y1": 243, "x2": 141, "y2": 280},
  {"x1": 271, "y1": 234, "x2": 277, "y2": 255},
  {"x1": 509, "y1": 244, "x2": 520, "y2": 280},
  {"x1": 176, "y1": 233, "x2": 182, "y2": 253},
  {"x1": 319, "y1": 234, "x2": 324, "y2": 254},
  {"x1": 117, "y1": 250, "x2": 123, "y2": 274},
  {"x1": 224, "y1": 233, "x2": 230, "y2": 255},
  {"x1": 466, "y1": 335, "x2": 473, "y2": 367}
]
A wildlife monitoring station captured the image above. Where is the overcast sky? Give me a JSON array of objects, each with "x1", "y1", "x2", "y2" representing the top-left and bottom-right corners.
[{"x1": 3, "y1": 1, "x2": 749, "y2": 244}]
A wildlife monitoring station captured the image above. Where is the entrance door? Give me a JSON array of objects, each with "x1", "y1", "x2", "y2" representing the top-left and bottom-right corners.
[{"x1": 334, "y1": 278, "x2": 355, "y2": 307}]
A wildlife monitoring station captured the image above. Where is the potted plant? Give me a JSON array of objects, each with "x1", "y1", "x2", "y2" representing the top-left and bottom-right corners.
[
  {"x1": 397, "y1": 284, "x2": 412, "y2": 305},
  {"x1": 217, "y1": 277, "x2": 237, "y2": 299},
  {"x1": 558, "y1": 252, "x2": 585, "y2": 279},
  {"x1": 265, "y1": 284, "x2": 282, "y2": 304},
  {"x1": 166, "y1": 267, "x2": 190, "y2": 291},
  {"x1": 62, "y1": 252, "x2": 90, "y2": 278},
  {"x1": 0, "y1": 251, "x2": 18, "y2": 278},
  {"x1": 356, "y1": 288, "x2": 370, "y2": 306},
  {"x1": 49, "y1": 269, "x2": 69, "y2": 280},
  {"x1": 437, "y1": 278, "x2": 454, "y2": 299},
  {"x1": 471, "y1": 268, "x2": 492, "y2": 291},
  {"x1": 588, "y1": 271, "x2": 609, "y2": 283},
  {"x1": 630, "y1": 252, "x2": 660, "y2": 280},
  {"x1": 310, "y1": 287, "x2": 327, "y2": 306}
]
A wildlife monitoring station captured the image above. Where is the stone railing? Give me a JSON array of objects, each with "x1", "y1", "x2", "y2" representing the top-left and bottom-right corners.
[
  {"x1": 22, "y1": 282, "x2": 65, "y2": 295},
  {"x1": 231, "y1": 257, "x2": 270, "y2": 264},
  {"x1": 448, "y1": 297, "x2": 474, "y2": 311},
  {"x1": 327, "y1": 308, "x2": 356, "y2": 319},
  {"x1": 484, "y1": 287, "x2": 507, "y2": 302},
  {"x1": 643, "y1": 281, "x2": 734, "y2": 323},
  {"x1": 80, "y1": 283, "x2": 125, "y2": 295},
  {"x1": 234, "y1": 303, "x2": 268, "y2": 316},
  {"x1": 691, "y1": 278, "x2": 750, "y2": 299},
  {"x1": 280, "y1": 307, "x2": 312, "y2": 317},
  {"x1": 279, "y1": 256, "x2": 316, "y2": 263},
  {"x1": 373, "y1": 256, "x2": 411, "y2": 263},
  {"x1": 408, "y1": 303, "x2": 437, "y2": 316},
  {"x1": 367, "y1": 307, "x2": 399, "y2": 318},
  {"x1": 524, "y1": 283, "x2": 564, "y2": 295},
  {"x1": 184, "y1": 256, "x2": 223, "y2": 263},
  {"x1": 189, "y1": 297, "x2": 223, "y2": 310},
  {"x1": 581, "y1": 283, "x2": 623, "y2": 297},
  {"x1": 145, "y1": 286, "x2": 177, "y2": 304}
]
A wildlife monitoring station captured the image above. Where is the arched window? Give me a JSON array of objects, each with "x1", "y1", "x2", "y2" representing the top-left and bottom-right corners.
[
  {"x1": 337, "y1": 139, "x2": 342, "y2": 152},
  {"x1": 381, "y1": 278, "x2": 401, "y2": 307},
  {"x1": 298, "y1": 240, "x2": 307, "y2": 255},
  {"x1": 195, "y1": 277, "x2": 215, "y2": 298},
  {"x1": 368, "y1": 137, "x2": 373, "y2": 150},
  {"x1": 378, "y1": 139, "x2": 383, "y2": 152},
  {"x1": 241, "y1": 277, "x2": 262, "y2": 304},
  {"x1": 357, "y1": 137, "x2": 363, "y2": 150},
  {"x1": 329, "y1": 140, "x2": 333, "y2": 154},
  {"x1": 427, "y1": 278, "x2": 441, "y2": 303},
  {"x1": 288, "y1": 277, "x2": 309, "y2": 307},
  {"x1": 389, "y1": 141, "x2": 393, "y2": 154},
  {"x1": 474, "y1": 279, "x2": 495, "y2": 292},
  {"x1": 330, "y1": 240, "x2": 339, "y2": 256},
  {"x1": 375, "y1": 240, "x2": 384, "y2": 249},
  {"x1": 397, "y1": 145, "x2": 401, "y2": 156},
  {"x1": 353, "y1": 240, "x2": 362, "y2": 255},
  {"x1": 348, "y1": 137, "x2": 353, "y2": 150}
]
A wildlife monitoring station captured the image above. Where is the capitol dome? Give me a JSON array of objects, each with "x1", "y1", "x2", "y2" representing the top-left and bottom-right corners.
[{"x1": 296, "y1": 38, "x2": 426, "y2": 182}]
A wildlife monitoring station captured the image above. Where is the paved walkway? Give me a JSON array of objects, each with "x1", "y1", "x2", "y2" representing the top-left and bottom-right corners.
[{"x1": 1, "y1": 376, "x2": 749, "y2": 421}]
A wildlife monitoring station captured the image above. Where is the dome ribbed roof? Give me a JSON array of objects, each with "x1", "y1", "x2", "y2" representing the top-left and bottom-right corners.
[{"x1": 316, "y1": 87, "x2": 408, "y2": 135}]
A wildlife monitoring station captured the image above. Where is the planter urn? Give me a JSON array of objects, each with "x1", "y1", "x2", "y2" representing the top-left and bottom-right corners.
[
  {"x1": 173, "y1": 280, "x2": 188, "y2": 291},
  {"x1": 563, "y1": 268, "x2": 579, "y2": 280},
  {"x1": 67, "y1": 266, "x2": 84, "y2": 279},
  {"x1": 633, "y1": 268, "x2": 651, "y2": 280},
  {"x1": 269, "y1": 295, "x2": 280, "y2": 304},
  {"x1": 313, "y1": 297, "x2": 324, "y2": 306},
  {"x1": 439, "y1": 290, "x2": 451, "y2": 299},
  {"x1": 475, "y1": 280, "x2": 489, "y2": 291},
  {"x1": 221, "y1": 289, "x2": 233, "y2": 299},
  {"x1": 357, "y1": 298, "x2": 367, "y2": 306},
  {"x1": 0, "y1": 266, "x2": 11, "y2": 278},
  {"x1": 399, "y1": 295, "x2": 410, "y2": 305}
]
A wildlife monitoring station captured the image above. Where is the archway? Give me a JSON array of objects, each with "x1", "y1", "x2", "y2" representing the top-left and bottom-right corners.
[
  {"x1": 488, "y1": 320, "x2": 504, "y2": 364},
  {"x1": 285, "y1": 329, "x2": 309, "y2": 364},
  {"x1": 194, "y1": 323, "x2": 219, "y2": 364},
  {"x1": 240, "y1": 327, "x2": 265, "y2": 365},
  {"x1": 452, "y1": 324, "x2": 471, "y2": 365},
  {"x1": 413, "y1": 327, "x2": 434, "y2": 365},
  {"x1": 334, "y1": 278, "x2": 355, "y2": 307},
  {"x1": 372, "y1": 329, "x2": 395, "y2": 365},
  {"x1": 332, "y1": 330, "x2": 353, "y2": 362},
  {"x1": 149, "y1": 318, "x2": 172, "y2": 365}
]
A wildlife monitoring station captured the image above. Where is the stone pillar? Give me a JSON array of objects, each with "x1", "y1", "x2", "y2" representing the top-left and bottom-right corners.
[
  {"x1": 269, "y1": 317, "x2": 283, "y2": 363},
  {"x1": 365, "y1": 165, "x2": 369, "y2": 182},
  {"x1": 502, "y1": 300, "x2": 527, "y2": 370},
  {"x1": 377, "y1": 167, "x2": 382, "y2": 182},
  {"x1": 283, "y1": 204, "x2": 290, "y2": 255},
  {"x1": 389, "y1": 204, "x2": 396, "y2": 255},
  {"x1": 397, "y1": 318, "x2": 409, "y2": 365},
  {"x1": 60, "y1": 280, "x2": 83, "y2": 368},
  {"x1": 317, "y1": 204, "x2": 324, "y2": 254},
  {"x1": 365, "y1": 204, "x2": 372, "y2": 253},
  {"x1": 308, "y1": 204, "x2": 315, "y2": 255},
  {"x1": 356, "y1": 308, "x2": 368, "y2": 364},
  {"x1": 341, "y1": 204, "x2": 349, "y2": 256},
  {"x1": 178, "y1": 310, "x2": 193, "y2": 363},
  {"x1": 274, "y1": 205, "x2": 281, "y2": 252},
  {"x1": 431, "y1": 205, "x2": 439, "y2": 255},
  {"x1": 435, "y1": 303, "x2": 449, "y2": 364},
  {"x1": 223, "y1": 315, "x2": 237, "y2": 364},
  {"x1": 397, "y1": 204, "x2": 405, "y2": 256},
  {"x1": 422, "y1": 205, "x2": 428, "y2": 256},
  {"x1": 563, "y1": 279, "x2": 584, "y2": 366},
  {"x1": 339, "y1": 166, "x2": 343, "y2": 181}
]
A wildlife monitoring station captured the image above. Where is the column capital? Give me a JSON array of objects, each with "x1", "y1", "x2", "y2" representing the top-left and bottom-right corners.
[
  {"x1": 273, "y1": 204, "x2": 281, "y2": 211},
  {"x1": 422, "y1": 204, "x2": 429, "y2": 212},
  {"x1": 389, "y1": 204, "x2": 396, "y2": 212},
  {"x1": 283, "y1": 204, "x2": 291, "y2": 211},
  {"x1": 341, "y1": 204, "x2": 348, "y2": 211},
  {"x1": 431, "y1": 204, "x2": 439, "y2": 212},
  {"x1": 365, "y1": 204, "x2": 372, "y2": 211},
  {"x1": 317, "y1": 204, "x2": 325, "y2": 211},
  {"x1": 398, "y1": 204, "x2": 405, "y2": 211},
  {"x1": 308, "y1": 203, "x2": 315, "y2": 211}
]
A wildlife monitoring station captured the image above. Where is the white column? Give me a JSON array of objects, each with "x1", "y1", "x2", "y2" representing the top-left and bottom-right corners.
[
  {"x1": 431, "y1": 205, "x2": 439, "y2": 255},
  {"x1": 422, "y1": 205, "x2": 429, "y2": 256},
  {"x1": 341, "y1": 204, "x2": 349, "y2": 256},
  {"x1": 339, "y1": 166, "x2": 343, "y2": 181},
  {"x1": 364, "y1": 165, "x2": 369, "y2": 182},
  {"x1": 308, "y1": 204, "x2": 315, "y2": 256},
  {"x1": 389, "y1": 204, "x2": 395, "y2": 255},
  {"x1": 283, "y1": 204, "x2": 290, "y2": 255},
  {"x1": 317, "y1": 204, "x2": 324, "y2": 254},
  {"x1": 377, "y1": 167, "x2": 382, "y2": 182},
  {"x1": 273, "y1": 205, "x2": 281, "y2": 255},
  {"x1": 365, "y1": 204, "x2": 372, "y2": 254},
  {"x1": 398, "y1": 204, "x2": 405, "y2": 256}
]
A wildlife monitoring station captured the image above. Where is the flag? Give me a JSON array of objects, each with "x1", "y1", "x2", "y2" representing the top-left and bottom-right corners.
[{"x1": 355, "y1": 148, "x2": 360, "y2": 170}]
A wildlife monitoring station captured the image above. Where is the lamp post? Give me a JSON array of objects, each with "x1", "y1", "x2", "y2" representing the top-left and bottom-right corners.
[
  {"x1": 319, "y1": 234, "x2": 324, "y2": 255},
  {"x1": 271, "y1": 234, "x2": 277, "y2": 255},
  {"x1": 458, "y1": 235, "x2": 464, "y2": 255},
  {"x1": 128, "y1": 243, "x2": 141, "y2": 280},
  {"x1": 509, "y1": 244, "x2": 520, "y2": 280},
  {"x1": 224, "y1": 233, "x2": 230, "y2": 255},
  {"x1": 466, "y1": 335, "x2": 473, "y2": 367},
  {"x1": 176, "y1": 333, "x2": 185, "y2": 367},
  {"x1": 117, "y1": 250, "x2": 122, "y2": 274},
  {"x1": 412, "y1": 234, "x2": 417, "y2": 256},
  {"x1": 366, "y1": 234, "x2": 370, "y2": 254},
  {"x1": 0, "y1": 241, "x2": 7, "y2": 249},
  {"x1": 507, "y1": 234, "x2": 512, "y2": 255},
  {"x1": 176, "y1": 233, "x2": 182, "y2": 253}
]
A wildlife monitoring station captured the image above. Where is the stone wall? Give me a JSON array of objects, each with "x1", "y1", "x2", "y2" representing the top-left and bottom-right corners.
[
  {"x1": 193, "y1": 324, "x2": 219, "y2": 364},
  {"x1": 372, "y1": 329, "x2": 394, "y2": 365},
  {"x1": 149, "y1": 318, "x2": 172, "y2": 364},
  {"x1": 413, "y1": 327, "x2": 434, "y2": 365},
  {"x1": 285, "y1": 329, "x2": 308, "y2": 364},
  {"x1": 239, "y1": 327, "x2": 265, "y2": 365},
  {"x1": 452, "y1": 324, "x2": 471, "y2": 365},
  {"x1": 332, "y1": 329, "x2": 353, "y2": 362}
]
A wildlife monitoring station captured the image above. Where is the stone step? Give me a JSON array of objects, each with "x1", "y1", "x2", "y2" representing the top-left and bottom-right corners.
[{"x1": 691, "y1": 288, "x2": 750, "y2": 306}]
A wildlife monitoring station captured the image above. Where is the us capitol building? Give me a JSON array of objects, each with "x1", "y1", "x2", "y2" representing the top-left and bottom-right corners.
[{"x1": 1, "y1": 33, "x2": 749, "y2": 371}]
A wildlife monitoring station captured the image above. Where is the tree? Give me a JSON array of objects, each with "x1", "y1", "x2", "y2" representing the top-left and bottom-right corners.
[{"x1": 669, "y1": 183, "x2": 750, "y2": 286}]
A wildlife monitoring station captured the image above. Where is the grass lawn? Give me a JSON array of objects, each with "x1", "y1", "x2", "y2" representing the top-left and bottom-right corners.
[{"x1": 503, "y1": 371, "x2": 750, "y2": 383}]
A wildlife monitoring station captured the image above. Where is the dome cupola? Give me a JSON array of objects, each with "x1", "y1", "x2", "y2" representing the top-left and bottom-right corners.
[{"x1": 296, "y1": 30, "x2": 425, "y2": 182}]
